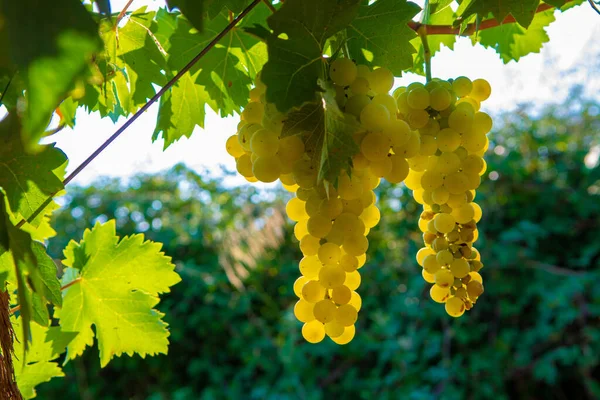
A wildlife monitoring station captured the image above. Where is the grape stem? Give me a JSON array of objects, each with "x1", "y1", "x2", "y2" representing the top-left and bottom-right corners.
[
  {"x1": 14, "y1": 0, "x2": 263, "y2": 230},
  {"x1": 8, "y1": 278, "x2": 82, "y2": 316},
  {"x1": 407, "y1": 0, "x2": 574, "y2": 36},
  {"x1": 589, "y1": 0, "x2": 600, "y2": 15},
  {"x1": 417, "y1": 26, "x2": 432, "y2": 83}
]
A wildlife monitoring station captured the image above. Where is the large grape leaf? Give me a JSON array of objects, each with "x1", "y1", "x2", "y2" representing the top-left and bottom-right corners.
[
  {"x1": 0, "y1": 113, "x2": 67, "y2": 227},
  {"x1": 0, "y1": 0, "x2": 101, "y2": 149},
  {"x1": 207, "y1": 0, "x2": 250, "y2": 18},
  {"x1": 475, "y1": 10, "x2": 555, "y2": 63},
  {"x1": 346, "y1": 0, "x2": 421, "y2": 76},
  {"x1": 410, "y1": 4, "x2": 456, "y2": 76},
  {"x1": 460, "y1": 0, "x2": 541, "y2": 28},
  {"x1": 260, "y1": 0, "x2": 360, "y2": 112},
  {"x1": 166, "y1": 0, "x2": 204, "y2": 31},
  {"x1": 12, "y1": 317, "x2": 78, "y2": 399},
  {"x1": 282, "y1": 82, "x2": 360, "y2": 183},
  {"x1": 56, "y1": 220, "x2": 181, "y2": 367}
]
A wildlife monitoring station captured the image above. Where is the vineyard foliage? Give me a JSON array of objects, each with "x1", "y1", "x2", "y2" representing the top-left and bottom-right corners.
[{"x1": 0, "y1": 0, "x2": 592, "y2": 397}]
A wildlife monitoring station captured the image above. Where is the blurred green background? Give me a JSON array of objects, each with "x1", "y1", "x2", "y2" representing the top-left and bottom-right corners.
[{"x1": 38, "y1": 90, "x2": 600, "y2": 399}]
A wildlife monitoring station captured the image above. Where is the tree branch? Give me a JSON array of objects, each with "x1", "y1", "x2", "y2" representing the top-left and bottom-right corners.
[
  {"x1": 14, "y1": 0, "x2": 262, "y2": 230},
  {"x1": 408, "y1": 1, "x2": 571, "y2": 36}
]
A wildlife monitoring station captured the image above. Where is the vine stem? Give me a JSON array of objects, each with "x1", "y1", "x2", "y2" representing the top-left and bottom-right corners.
[
  {"x1": 589, "y1": 0, "x2": 600, "y2": 15},
  {"x1": 115, "y1": 0, "x2": 134, "y2": 25},
  {"x1": 14, "y1": 0, "x2": 262, "y2": 230},
  {"x1": 9, "y1": 278, "x2": 82, "y2": 315},
  {"x1": 261, "y1": 0, "x2": 276, "y2": 13},
  {"x1": 417, "y1": 26, "x2": 432, "y2": 82},
  {"x1": 407, "y1": 1, "x2": 571, "y2": 35}
]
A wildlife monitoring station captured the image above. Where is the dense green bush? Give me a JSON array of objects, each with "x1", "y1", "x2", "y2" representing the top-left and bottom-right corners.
[{"x1": 39, "y1": 93, "x2": 600, "y2": 399}]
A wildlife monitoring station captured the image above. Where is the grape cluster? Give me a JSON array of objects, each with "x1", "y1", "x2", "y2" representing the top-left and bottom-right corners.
[
  {"x1": 396, "y1": 76, "x2": 491, "y2": 317},
  {"x1": 227, "y1": 59, "x2": 493, "y2": 341}
]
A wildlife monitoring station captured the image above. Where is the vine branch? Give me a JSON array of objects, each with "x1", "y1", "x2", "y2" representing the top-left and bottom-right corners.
[
  {"x1": 14, "y1": 0, "x2": 262, "y2": 230},
  {"x1": 261, "y1": 0, "x2": 276, "y2": 13},
  {"x1": 408, "y1": 1, "x2": 569, "y2": 36},
  {"x1": 417, "y1": 26, "x2": 432, "y2": 82},
  {"x1": 9, "y1": 278, "x2": 82, "y2": 316},
  {"x1": 115, "y1": 0, "x2": 134, "y2": 25},
  {"x1": 589, "y1": 0, "x2": 600, "y2": 15}
]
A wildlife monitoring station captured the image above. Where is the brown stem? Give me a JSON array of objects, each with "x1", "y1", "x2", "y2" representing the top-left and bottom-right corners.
[
  {"x1": 115, "y1": 0, "x2": 134, "y2": 25},
  {"x1": 9, "y1": 277, "x2": 83, "y2": 315},
  {"x1": 261, "y1": 0, "x2": 276, "y2": 13},
  {"x1": 408, "y1": 1, "x2": 568, "y2": 36}
]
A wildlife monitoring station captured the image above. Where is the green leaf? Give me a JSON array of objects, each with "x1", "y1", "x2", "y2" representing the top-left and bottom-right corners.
[
  {"x1": 346, "y1": 0, "x2": 421, "y2": 75},
  {"x1": 57, "y1": 97, "x2": 78, "y2": 128},
  {"x1": 0, "y1": 113, "x2": 67, "y2": 227},
  {"x1": 261, "y1": 0, "x2": 360, "y2": 112},
  {"x1": 460, "y1": 0, "x2": 541, "y2": 28},
  {"x1": 0, "y1": 0, "x2": 101, "y2": 149},
  {"x1": 56, "y1": 220, "x2": 181, "y2": 367},
  {"x1": 281, "y1": 82, "x2": 360, "y2": 183},
  {"x1": 207, "y1": 0, "x2": 249, "y2": 18},
  {"x1": 153, "y1": 70, "x2": 212, "y2": 148},
  {"x1": 12, "y1": 317, "x2": 77, "y2": 399},
  {"x1": 475, "y1": 9, "x2": 555, "y2": 63},
  {"x1": 166, "y1": 0, "x2": 204, "y2": 31},
  {"x1": 410, "y1": 4, "x2": 456, "y2": 75}
]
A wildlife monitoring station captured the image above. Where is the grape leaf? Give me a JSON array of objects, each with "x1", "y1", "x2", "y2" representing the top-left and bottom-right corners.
[
  {"x1": 56, "y1": 220, "x2": 181, "y2": 367},
  {"x1": 410, "y1": 4, "x2": 456, "y2": 75},
  {"x1": 166, "y1": 0, "x2": 204, "y2": 31},
  {"x1": 0, "y1": 0, "x2": 101, "y2": 149},
  {"x1": 207, "y1": 0, "x2": 249, "y2": 18},
  {"x1": 346, "y1": 0, "x2": 421, "y2": 75},
  {"x1": 282, "y1": 82, "x2": 360, "y2": 183},
  {"x1": 475, "y1": 10, "x2": 555, "y2": 63},
  {"x1": 0, "y1": 113, "x2": 67, "y2": 227},
  {"x1": 260, "y1": 0, "x2": 360, "y2": 112},
  {"x1": 460, "y1": 0, "x2": 541, "y2": 28},
  {"x1": 12, "y1": 317, "x2": 78, "y2": 399}
]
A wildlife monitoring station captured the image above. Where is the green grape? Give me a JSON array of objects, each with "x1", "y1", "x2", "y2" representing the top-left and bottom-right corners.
[
  {"x1": 454, "y1": 146, "x2": 469, "y2": 160},
  {"x1": 436, "y1": 128, "x2": 462, "y2": 152},
  {"x1": 392, "y1": 86, "x2": 406, "y2": 99},
  {"x1": 384, "y1": 155, "x2": 409, "y2": 183},
  {"x1": 420, "y1": 119, "x2": 441, "y2": 136},
  {"x1": 226, "y1": 135, "x2": 245, "y2": 158},
  {"x1": 444, "y1": 172, "x2": 470, "y2": 194},
  {"x1": 432, "y1": 186, "x2": 450, "y2": 204},
  {"x1": 434, "y1": 213, "x2": 455, "y2": 233},
  {"x1": 435, "y1": 268, "x2": 454, "y2": 288},
  {"x1": 299, "y1": 256, "x2": 321, "y2": 279},
  {"x1": 331, "y1": 285, "x2": 352, "y2": 305},
  {"x1": 467, "y1": 280, "x2": 484, "y2": 298},
  {"x1": 278, "y1": 135, "x2": 305, "y2": 163},
  {"x1": 241, "y1": 101, "x2": 264, "y2": 124},
  {"x1": 330, "y1": 58, "x2": 358, "y2": 86},
  {"x1": 252, "y1": 156, "x2": 281, "y2": 183},
  {"x1": 235, "y1": 153, "x2": 254, "y2": 178},
  {"x1": 319, "y1": 197, "x2": 344, "y2": 219},
  {"x1": 344, "y1": 270, "x2": 361, "y2": 290},
  {"x1": 335, "y1": 304, "x2": 358, "y2": 326},
  {"x1": 430, "y1": 87, "x2": 452, "y2": 111},
  {"x1": 470, "y1": 78, "x2": 491, "y2": 101},
  {"x1": 461, "y1": 130, "x2": 487, "y2": 154},
  {"x1": 349, "y1": 291, "x2": 362, "y2": 311},
  {"x1": 384, "y1": 119, "x2": 411, "y2": 148},
  {"x1": 360, "y1": 190, "x2": 376, "y2": 208},
  {"x1": 416, "y1": 247, "x2": 435, "y2": 266},
  {"x1": 324, "y1": 321, "x2": 345, "y2": 338},
  {"x1": 407, "y1": 87, "x2": 430, "y2": 109},
  {"x1": 423, "y1": 254, "x2": 441, "y2": 274},
  {"x1": 472, "y1": 112, "x2": 493, "y2": 134},
  {"x1": 350, "y1": 77, "x2": 371, "y2": 95},
  {"x1": 421, "y1": 170, "x2": 444, "y2": 191},
  {"x1": 450, "y1": 258, "x2": 470, "y2": 278},
  {"x1": 318, "y1": 242, "x2": 342, "y2": 265},
  {"x1": 292, "y1": 159, "x2": 317, "y2": 188},
  {"x1": 345, "y1": 94, "x2": 371, "y2": 118},
  {"x1": 369, "y1": 67, "x2": 394, "y2": 94},
  {"x1": 343, "y1": 234, "x2": 369, "y2": 256},
  {"x1": 407, "y1": 82, "x2": 425, "y2": 91},
  {"x1": 331, "y1": 324, "x2": 355, "y2": 345},
  {"x1": 407, "y1": 154, "x2": 429, "y2": 172},
  {"x1": 286, "y1": 197, "x2": 308, "y2": 222},
  {"x1": 452, "y1": 76, "x2": 472, "y2": 98},
  {"x1": 393, "y1": 131, "x2": 421, "y2": 158},
  {"x1": 396, "y1": 91, "x2": 410, "y2": 115},
  {"x1": 436, "y1": 249, "x2": 454, "y2": 266},
  {"x1": 407, "y1": 109, "x2": 430, "y2": 129},
  {"x1": 452, "y1": 203, "x2": 475, "y2": 224},
  {"x1": 372, "y1": 94, "x2": 398, "y2": 115},
  {"x1": 448, "y1": 108, "x2": 474, "y2": 134},
  {"x1": 302, "y1": 320, "x2": 326, "y2": 343},
  {"x1": 305, "y1": 192, "x2": 323, "y2": 217},
  {"x1": 250, "y1": 129, "x2": 279, "y2": 157},
  {"x1": 369, "y1": 157, "x2": 392, "y2": 177},
  {"x1": 333, "y1": 212, "x2": 364, "y2": 236},
  {"x1": 446, "y1": 192, "x2": 467, "y2": 208},
  {"x1": 360, "y1": 103, "x2": 391, "y2": 132},
  {"x1": 294, "y1": 300, "x2": 315, "y2": 322},
  {"x1": 430, "y1": 285, "x2": 450, "y2": 303},
  {"x1": 302, "y1": 280, "x2": 327, "y2": 303},
  {"x1": 296, "y1": 188, "x2": 312, "y2": 201},
  {"x1": 342, "y1": 198, "x2": 364, "y2": 216},
  {"x1": 419, "y1": 135, "x2": 438, "y2": 156},
  {"x1": 461, "y1": 154, "x2": 484, "y2": 175},
  {"x1": 432, "y1": 237, "x2": 449, "y2": 252},
  {"x1": 361, "y1": 205, "x2": 380, "y2": 229},
  {"x1": 313, "y1": 299, "x2": 337, "y2": 323},
  {"x1": 338, "y1": 174, "x2": 364, "y2": 200},
  {"x1": 294, "y1": 219, "x2": 309, "y2": 241},
  {"x1": 422, "y1": 269, "x2": 435, "y2": 283},
  {"x1": 300, "y1": 235, "x2": 320, "y2": 256},
  {"x1": 445, "y1": 296, "x2": 465, "y2": 317},
  {"x1": 361, "y1": 131, "x2": 392, "y2": 161},
  {"x1": 307, "y1": 213, "x2": 333, "y2": 238},
  {"x1": 318, "y1": 265, "x2": 346, "y2": 289},
  {"x1": 340, "y1": 254, "x2": 359, "y2": 272},
  {"x1": 293, "y1": 276, "x2": 308, "y2": 298},
  {"x1": 469, "y1": 271, "x2": 483, "y2": 284},
  {"x1": 356, "y1": 64, "x2": 371, "y2": 78},
  {"x1": 472, "y1": 202, "x2": 482, "y2": 223}
]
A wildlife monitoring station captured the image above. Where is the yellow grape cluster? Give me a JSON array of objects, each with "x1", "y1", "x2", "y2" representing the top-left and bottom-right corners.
[{"x1": 397, "y1": 76, "x2": 491, "y2": 317}]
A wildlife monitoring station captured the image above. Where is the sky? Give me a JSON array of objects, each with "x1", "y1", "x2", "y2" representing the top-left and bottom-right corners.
[{"x1": 41, "y1": 1, "x2": 600, "y2": 187}]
